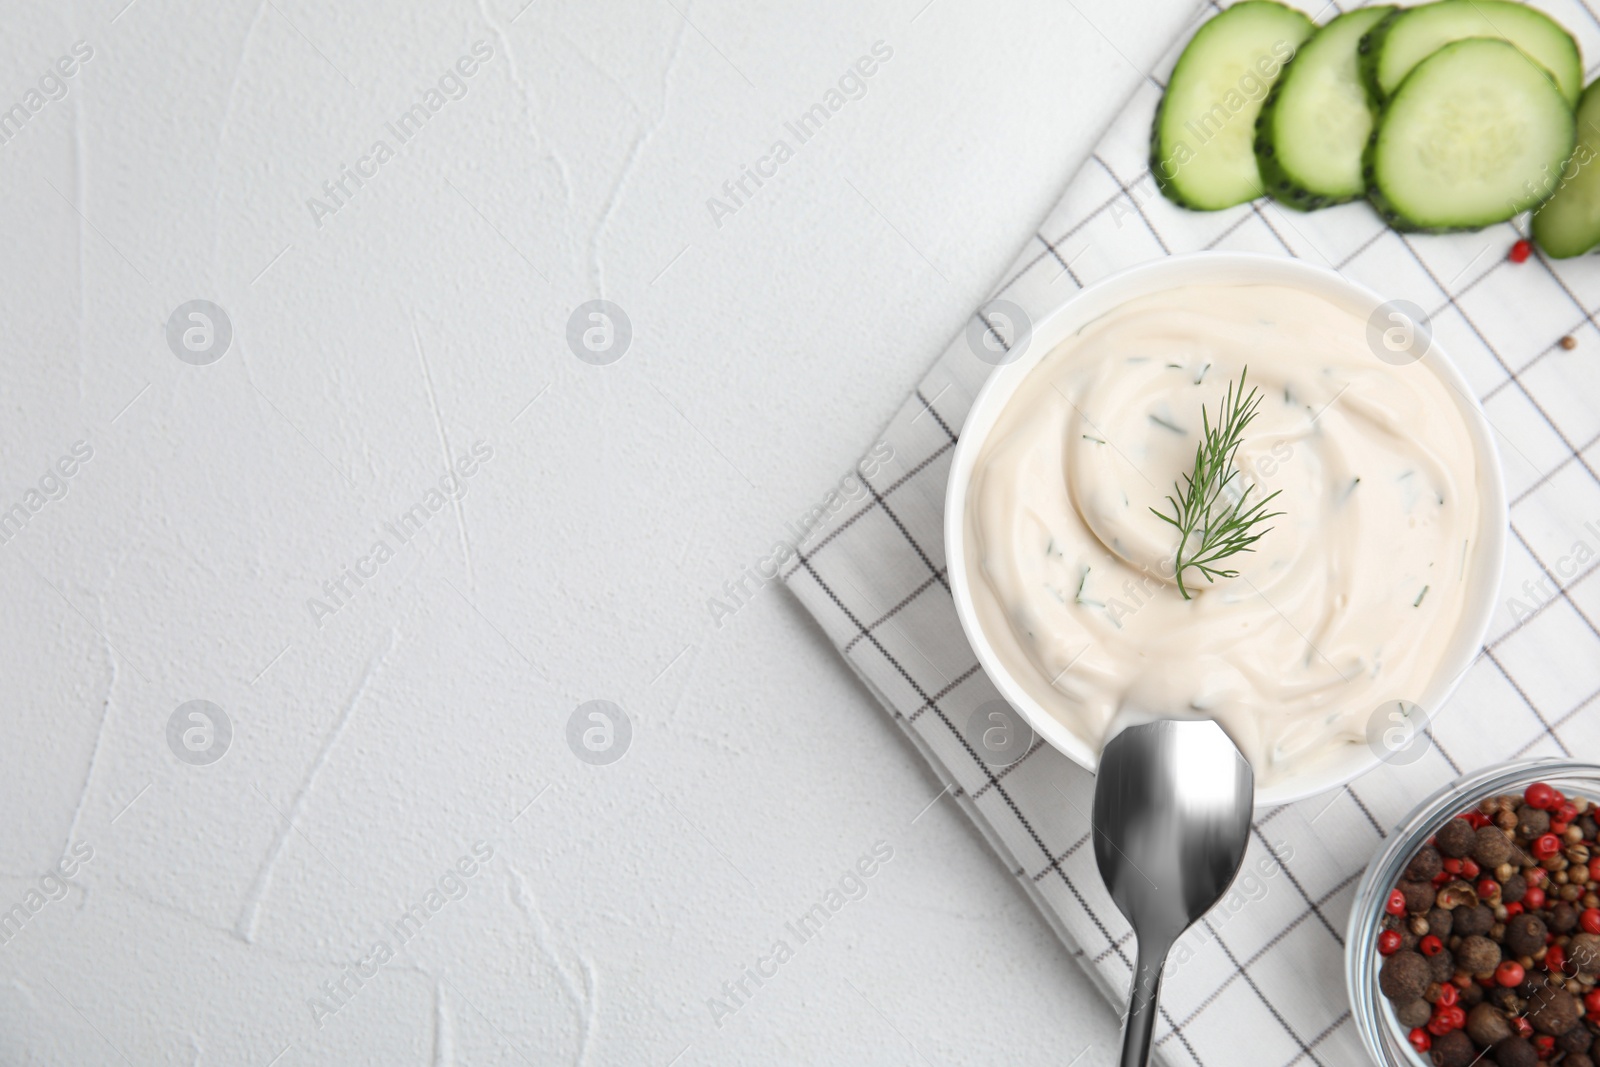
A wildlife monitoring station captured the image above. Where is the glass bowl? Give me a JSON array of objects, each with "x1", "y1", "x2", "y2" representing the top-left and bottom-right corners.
[{"x1": 1346, "y1": 758, "x2": 1600, "y2": 1064}]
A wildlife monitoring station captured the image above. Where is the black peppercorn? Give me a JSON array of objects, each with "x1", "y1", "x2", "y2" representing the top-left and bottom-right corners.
[
  {"x1": 1456, "y1": 934, "x2": 1502, "y2": 976},
  {"x1": 1493, "y1": 1036, "x2": 1538, "y2": 1067},
  {"x1": 1516, "y1": 805, "x2": 1550, "y2": 839},
  {"x1": 1430, "y1": 1029, "x2": 1474, "y2": 1066},
  {"x1": 1528, "y1": 985, "x2": 1582, "y2": 1036},
  {"x1": 1500, "y1": 873, "x2": 1528, "y2": 905},
  {"x1": 1400, "y1": 879, "x2": 1438, "y2": 914},
  {"x1": 1473, "y1": 825, "x2": 1514, "y2": 868},
  {"x1": 1407, "y1": 845, "x2": 1444, "y2": 881},
  {"x1": 1517, "y1": 971, "x2": 1548, "y2": 1000},
  {"x1": 1504, "y1": 914, "x2": 1548, "y2": 957},
  {"x1": 1466, "y1": 1002, "x2": 1513, "y2": 1046},
  {"x1": 1558, "y1": 1023, "x2": 1594, "y2": 1054},
  {"x1": 1395, "y1": 997, "x2": 1433, "y2": 1027},
  {"x1": 1438, "y1": 817, "x2": 1477, "y2": 858},
  {"x1": 1454, "y1": 904, "x2": 1495, "y2": 939},
  {"x1": 1568, "y1": 932, "x2": 1600, "y2": 976},
  {"x1": 1380, "y1": 950, "x2": 1432, "y2": 1001}
]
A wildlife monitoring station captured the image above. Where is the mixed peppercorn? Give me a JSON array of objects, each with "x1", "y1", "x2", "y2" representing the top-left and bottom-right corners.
[{"x1": 1377, "y1": 782, "x2": 1600, "y2": 1066}]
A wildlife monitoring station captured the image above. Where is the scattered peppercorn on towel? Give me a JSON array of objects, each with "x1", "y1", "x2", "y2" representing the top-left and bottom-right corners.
[{"x1": 781, "y1": 2, "x2": 1600, "y2": 1062}]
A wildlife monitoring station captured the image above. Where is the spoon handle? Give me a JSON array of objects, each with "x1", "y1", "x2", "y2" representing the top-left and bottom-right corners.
[{"x1": 1118, "y1": 941, "x2": 1169, "y2": 1067}]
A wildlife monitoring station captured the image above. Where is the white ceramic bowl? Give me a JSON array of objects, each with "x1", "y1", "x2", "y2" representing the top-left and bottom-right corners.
[{"x1": 944, "y1": 252, "x2": 1508, "y2": 806}]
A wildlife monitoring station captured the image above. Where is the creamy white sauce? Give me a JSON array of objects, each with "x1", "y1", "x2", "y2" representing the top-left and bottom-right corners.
[{"x1": 965, "y1": 283, "x2": 1481, "y2": 784}]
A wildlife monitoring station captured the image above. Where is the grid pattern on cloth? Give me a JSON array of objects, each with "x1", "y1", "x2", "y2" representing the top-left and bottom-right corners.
[{"x1": 780, "y1": 3, "x2": 1600, "y2": 1063}]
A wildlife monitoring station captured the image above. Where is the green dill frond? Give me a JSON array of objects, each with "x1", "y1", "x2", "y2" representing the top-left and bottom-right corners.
[{"x1": 1148, "y1": 368, "x2": 1285, "y2": 600}]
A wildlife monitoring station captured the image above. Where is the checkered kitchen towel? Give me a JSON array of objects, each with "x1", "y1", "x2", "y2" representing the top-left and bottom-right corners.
[{"x1": 781, "y1": 2, "x2": 1600, "y2": 1063}]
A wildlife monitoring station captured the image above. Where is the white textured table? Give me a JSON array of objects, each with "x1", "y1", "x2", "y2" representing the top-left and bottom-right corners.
[{"x1": 0, "y1": 1, "x2": 1196, "y2": 1062}]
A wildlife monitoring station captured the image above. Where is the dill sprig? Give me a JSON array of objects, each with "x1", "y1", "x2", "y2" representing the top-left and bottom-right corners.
[{"x1": 1150, "y1": 368, "x2": 1284, "y2": 600}]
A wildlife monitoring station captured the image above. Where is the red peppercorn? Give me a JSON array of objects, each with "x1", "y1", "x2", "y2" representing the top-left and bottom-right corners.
[
  {"x1": 1443, "y1": 857, "x2": 1463, "y2": 875},
  {"x1": 1408, "y1": 1027, "x2": 1432, "y2": 1053},
  {"x1": 1581, "y1": 908, "x2": 1600, "y2": 935},
  {"x1": 1526, "y1": 782, "x2": 1557, "y2": 810},
  {"x1": 1432, "y1": 870, "x2": 1451, "y2": 887},
  {"x1": 1586, "y1": 989, "x2": 1600, "y2": 1016},
  {"x1": 1535, "y1": 1035, "x2": 1555, "y2": 1056},
  {"x1": 1496, "y1": 961, "x2": 1526, "y2": 987},
  {"x1": 1461, "y1": 859, "x2": 1480, "y2": 880},
  {"x1": 1379, "y1": 929, "x2": 1403, "y2": 956},
  {"x1": 1421, "y1": 934, "x2": 1445, "y2": 956},
  {"x1": 1547, "y1": 945, "x2": 1567, "y2": 974},
  {"x1": 1533, "y1": 833, "x2": 1562, "y2": 860},
  {"x1": 1509, "y1": 239, "x2": 1533, "y2": 263},
  {"x1": 1386, "y1": 888, "x2": 1407, "y2": 915},
  {"x1": 1478, "y1": 878, "x2": 1500, "y2": 899},
  {"x1": 1513, "y1": 1016, "x2": 1534, "y2": 1039},
  {"x1": 1505, "y1": 901, "x2": 1525, "y2": 918},
  {"x1": 1590, "y1": 857, "x2": 1600, "y2": 881},
  {"x1": 1436, "y1": 983, "x2": 1459, "y2": 1007},
  {"x1": 1554, "y1": 820, "x2": 1571, "y2": 835},
  {"x1": 1529, "y1": 867, "x2": 1549, "y2": 886},
  {"x1": 1556, "y1": 803, "x2": 1577, "y2": 824},
  {"x1": 1434, "y1": 1005, "x2": 1465, "y2": 1033},
  {"x1": 1465, "y1": 812, "x2": 1491, "y2": 829},
  {"x1": 1525, "y1": 886, "x2": 1547, "y2": 910}
]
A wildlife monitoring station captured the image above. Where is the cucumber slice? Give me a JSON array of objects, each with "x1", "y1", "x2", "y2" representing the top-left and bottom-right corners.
[
  {"x1": 1367, "y1": 38, "x2": 1576, "y2": 233},
  {"x1": 1360, "y1": 0, "x2": 1582, "y2": 106},
  {"x1": 1256, "y1": 7, "x2": 1395, "y2": 209},
  {"x1": 1533, "y1": 81, "x2": 1600, "y2": 258},
  {"x1": 1153, "y1": 1, "x2": 1316, "y2": 210}
]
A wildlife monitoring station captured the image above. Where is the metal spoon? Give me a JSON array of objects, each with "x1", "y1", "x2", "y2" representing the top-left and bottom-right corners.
[{"x1": 1092, "y1": 718, "x2": 1254, "y2": 1067}]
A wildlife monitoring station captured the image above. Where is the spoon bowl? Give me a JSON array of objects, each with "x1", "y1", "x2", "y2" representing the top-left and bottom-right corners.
[{"x1": 1092, "y1": 718, "x2": 1254, "y2": 1066}]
